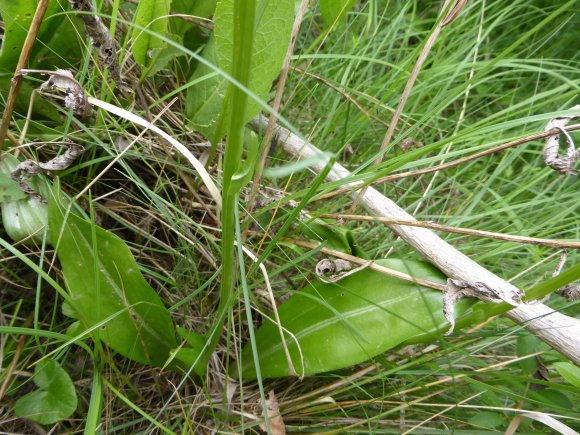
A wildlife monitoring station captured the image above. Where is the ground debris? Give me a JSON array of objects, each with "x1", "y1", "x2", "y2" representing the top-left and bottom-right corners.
[
  {"x1": 259, "y1": 390, "x2": 286, "y2": 435},
  {"x1": 443, "y1": 279, "x2": 523, "y2": 335},
  {"x1": 37, "y1": 69, "x2": 91, "y2": 118},
  {"x1": 544, "y1": 105, "x2": 579, "y2": 175},
  {"x1": 11, "y1": 142, "x2": 84, "y2": 202},
  {"x1": 68, "y1": 0, "x2": 125, "y2": 90},
  {"x1": 315, "y1": 258, "x2": 371, "y2": 283}
]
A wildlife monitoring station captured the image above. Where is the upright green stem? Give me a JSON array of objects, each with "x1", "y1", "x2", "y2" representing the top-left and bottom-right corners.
[{"x1": 203, "y1": 0, "x2": 256, "y2": 368}]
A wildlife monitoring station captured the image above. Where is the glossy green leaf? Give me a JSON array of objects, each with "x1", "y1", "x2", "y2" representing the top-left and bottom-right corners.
[
  {"x1": 186, "y1": 0, "x2": 295, "y2": 139},
  {"x1": 236, "y1": 259, "x2": 473, "y2": 379},
  {"x1": 132, "y1": 0, "x2": 172, "y2": 68},
  {"x1": 48, "y1": 185, "x2": 177, "y2": 367},
  {"x1": 553, "y1": 362, "x2": 580, "y2": 388},
  {"x1": 0, "y1": 0, "x2": 37, "y2": 70},
  {"x1": 0, "y1": 156, "x2": 26, "y2": 203},
  {"x1": 0, "y1": 0, "x2": 66, "y2": 72},
  {"x1": 320, "y1": 0, "x2": 357, "y2": 29},
  {"x1": 300, "y1": 218, "x2": 367, "y2": 258},
  {"x1": 13, "y1": 359, "x2": 77, "y2": 425},
  {"x1": 0, "y1": 155, "x2": 51, "y2": 244}
]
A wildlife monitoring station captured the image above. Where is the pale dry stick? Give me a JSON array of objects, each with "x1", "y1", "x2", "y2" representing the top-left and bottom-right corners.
[
  {"x1": 353, "y1": 0, "x2": 461, "y2": 207},
  {"x1": 315, "y1": 123, "x2": 580, "y2": 202},
  {"x1": 69, "y1": 0, "x2": 124, "y2": 89},
  {"x1": 318, "y1": 213, "x2": 580, "y2": 249},
  {"x1": 246, "y1": 0, "x2": 311, "y2": 214},
  {"x1": 285, "y1": 238, "x2": 446, "y2": 291},
  {"x1": 0, "y1": 0, "x2": 51, "y2": 145},
  {"x1": 250, "y1": 116, "x2": 580, "y2": 364}
]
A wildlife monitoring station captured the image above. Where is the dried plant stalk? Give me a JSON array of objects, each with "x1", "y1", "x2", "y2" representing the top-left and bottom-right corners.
[{"x1": 69, "y1": 0, "x2": 124, "y2": 88}]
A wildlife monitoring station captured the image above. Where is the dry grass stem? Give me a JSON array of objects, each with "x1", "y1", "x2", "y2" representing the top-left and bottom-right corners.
[{"x1": 319, "y1": 213, "x2": 580, "y2": 249}]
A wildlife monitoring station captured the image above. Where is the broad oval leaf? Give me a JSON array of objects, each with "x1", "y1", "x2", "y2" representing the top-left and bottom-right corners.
[
  {"x1": 236, "y1": 259, "x2": 473, "y2": 379},
  {"x1": 131, "y1": 0, "x2": 172, "y2": 68},
  {"x1": 13, "y1": 359, "x2": 77, "y2": 425},
  {"x1": 48, "y1": 185, "x2": 177, "y2": 367},
  {"x1": 186, "y1": 0, "x2": 295, "y2": 139}
]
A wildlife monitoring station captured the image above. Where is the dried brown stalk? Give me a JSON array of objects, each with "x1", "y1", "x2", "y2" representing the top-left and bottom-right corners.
[
  {"x1": 69, "y1": 0, "x2": 124, "y2": 89},
  {"x1": 0, "y1": 0, "x2": 51, "y2": 146}
]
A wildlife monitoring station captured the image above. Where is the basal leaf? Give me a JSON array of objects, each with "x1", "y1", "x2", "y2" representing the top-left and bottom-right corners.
[
  {"x1": 0, "y1": 155, "x2": 51, "y2": 244},
  {"x1": 0, "y1": 0, "x2": 66, "y2": 72},
  {"x1": 13, "y1": 359, "x2": 77, "y2": 425},
  {"x1": 185, "y1": 37, "x2": 228, "y2": 138},
  {"x1": 132, "y1": 0, "x2": 172, "y2": 68},
  {"x1": 0, "y1": 0, "x2": 38, "y2": 70},
  {"x1": 236, "y1": 259, "x2": 473, "y2": 379},
  {"x1": 320, "y1": 0, "x2": 357, "y2": 29},
  {"x1": 186, "y1": 0, "x2": 295, "y2": 140},
  {"x1": 172, "y1": 0, "x2": 217, "y2": 19},
  {"x1": 0, "y1": 156, "x2": 27, "y2": 203},
  {"x1": 48, "y1": 185, "x2": 177, "y2": 367},
  {"x1": 300, "y1": 218, "x2": 367, "y2": 258},
  {"x1": 553, "y1": 362, "x2": 580, "y2": 388}
]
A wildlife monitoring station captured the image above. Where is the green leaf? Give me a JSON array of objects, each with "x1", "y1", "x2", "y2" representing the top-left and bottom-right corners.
[
  {"x1": 48, "y1": 185, "x2": 178, "y2": 367},
  {"x1": 236, "y1": 259, "x2": 473, "y2": 379},
  {"x1": 13, "y1": 359, "x2": 77, "y2": 425},
  {"x1": 186, "y1": 0, "x2": 295, "y2": 139},
  {"x1": 468, "y1": 412, "x2": 505, "y2": 430},
  {"x1": 553, "y1": 362, "x2": 580, "y2": 388},
  {"x1": 0, "y1": 0, "x2": 67, "y2": 72},
  {"x1": 0, "y1": 155, "x2": 51, "y2": 244},
  {"x1": 0, "y1": 158, "x2": 26, "y2": 203},
  {"x1": 185, "y1": 37, "x2": 228, "y2": 138},
  {"x1": 300, "y1": 218, "x2": 367, "y2": 258},
  {"x1": 517, "y1": 334, "x2": 540, "y2": 375},
  {"x1": 320, "y1": 0, "x2": 357, "y2": 29},
  {"x1": 172, "y1": 0, "x2": 217, "y2": 19},
  {"x1": 0, "y1": 0, "x2": 37, "y2": 70},
  {"x1": 146, "y1": 34, "x2": 186, "y2": 76},
  {"x1": 132, "y1": 0, "x2": 172, "y2": 68}
]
